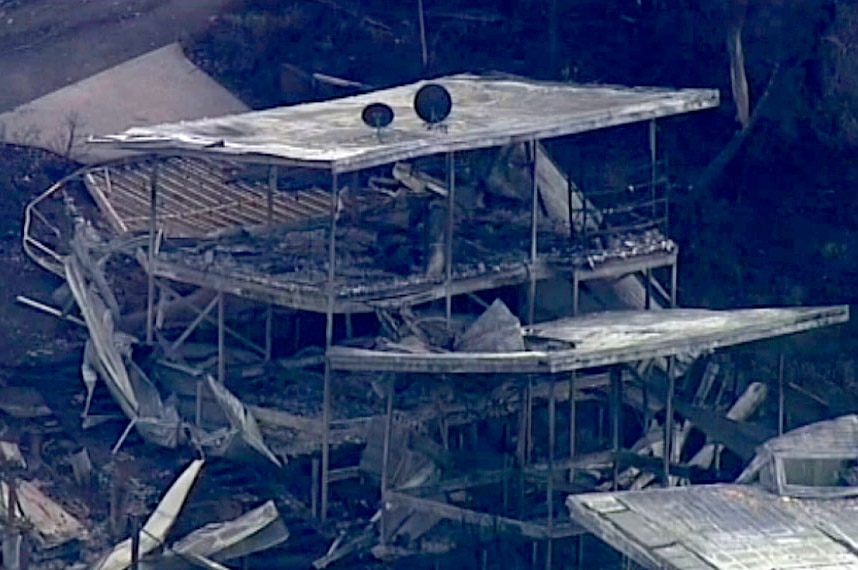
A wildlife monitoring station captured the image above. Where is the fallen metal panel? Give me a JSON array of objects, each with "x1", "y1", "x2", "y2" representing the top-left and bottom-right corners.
[
  {"x1": 204, "y1": 374, "x2": 282, "y2": 467},
  {"x1": 0, "y1": 479, "x2": 88, "y2": 550},
  {"x1": 67, "y1": 254, "x2": 139, "y2": 416},
  {"x1": 90, "y1": 73, "x2": 719, "y2": 173},
  {"x1": 94, "y1": 459, "x2": 205, "y2": 570},
  {"x1": 69, "y1": 253, "x2": 184, "y2": 448},
  {"x1": 148, "y1": 500, "x2": 289, "y2": 568},
  {"x1": 566, "y1": 484, "x2": 858, "y2": 570}
]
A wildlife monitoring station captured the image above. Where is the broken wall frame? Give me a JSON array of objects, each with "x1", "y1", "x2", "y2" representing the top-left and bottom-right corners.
[
  {"x1": 372, "y1": 369, "x2": 588, "y2": 569},
  {"x1": 327, "y1": 303, "x2": 849, "y2": 567},
  {"x1": 134, "y1": 134, "x2": 580, "y2": 522}
]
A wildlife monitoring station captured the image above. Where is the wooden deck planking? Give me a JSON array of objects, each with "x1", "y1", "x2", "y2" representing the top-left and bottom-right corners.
[{"x1": 85, "y1": 156, "x2": 333, "y2": 237}]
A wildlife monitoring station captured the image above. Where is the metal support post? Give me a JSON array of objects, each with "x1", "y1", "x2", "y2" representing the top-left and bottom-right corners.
[
  {"x1": 645, "y1": 268, "x2": 653, "y2": 310},
  {"x1": 611, "y1": 366, "x2": 623, "y2": 490},
  {"x1": 265, "y1": 166, "x2": 277, "y2": 363},
  {"x1": 569, "y1": 371, "x2": 577, "y2": 483},
  {"x1": 546, "y1": 373, "x2": 556, "y2": 570},
  {"x1": 663, "y1": 356, "x2": 675, "y2": 487},
  {"x1": 321, "y1": 172, "x2": 339, "y2": 522},
  {"x1": 670, "y1": 258, "x2": 678, "y2": 308},
  {"x1": 380, "y1": 375, "x2": 395, "y2": 545},
  {"x1": 130, "y1": 515, "x2": 140, "y2": 570},
  {"x1": 778, "y1": 353, "x2": 785, "y2": 435},
  {"x1": 146, "y1": 161, "x2": 159, "y2": 344},
  {"x1": 265, "y1": 305, "x2": 273, "y2": 362},
  {"x1": 526, "y1": 376, "x2": 533, "y2": 465},
  {"x1": 311, "y1": 457, "x2": 320, "y2": 519},
  {"x1": 445, "y1": 152, "x2": 456, "y2": 330},
  {"x1": 572, "y1": 271, "x2": 580, "y2": 317},
  {"x1": 649, "y1": 119, "x2": 657, "y2": 223},
  {"x1": 529, "y1": 139, "x2": 539, "y2": 325},
  {"x1": 217, "y1": 292, "x2": 225, "y2": 384}
]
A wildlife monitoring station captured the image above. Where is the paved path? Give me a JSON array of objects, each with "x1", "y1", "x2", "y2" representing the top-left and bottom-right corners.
[{"x1": 0, "y1": 0, "x2": 237, "y2": 111}]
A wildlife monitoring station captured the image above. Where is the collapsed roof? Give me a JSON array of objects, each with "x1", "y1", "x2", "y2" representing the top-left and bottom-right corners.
[{"x1": 89, "y1": 73, "x2": 719, "y2": 173}]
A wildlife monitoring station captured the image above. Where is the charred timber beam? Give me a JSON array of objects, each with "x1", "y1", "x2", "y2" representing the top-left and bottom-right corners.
[
  {"x1": 613, "y1": 450, "x2": 704, "y2": 482},
  {"x1": 403, "y1": 469, "x2": 511, "y2": 496},
  {"x1": 571, "y1": 251, "x2": 677, "y2": 283},
  {"x1": 165, "y1": 294, "x2": 218, "y2": 357},
  {"x1": 146, "y1": 245, "x2": 683, "y2": 315},
  {"x1": 672, "y1": 399, "x2": 775, "y2": 462},
  {"x1": 149, "y1": 258, "x2": 559, "y2": 314},
  {"x1": 155, "y1": 280, "x2": 266, "y2": 357},
  {"x1": 384, "y1": 491, "x2": 584, "y2": 540},
  {"x1": 610, "y1": 367, "x2": 622, "y2": 490},
  {"x1": 149, "y1": 259, "x2": 341, "y2": 313},
  {"x1": 369, "y1": 262, "x2": 558, "y2": 311}
]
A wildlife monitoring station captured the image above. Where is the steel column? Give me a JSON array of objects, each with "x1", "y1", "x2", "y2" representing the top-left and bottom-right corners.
[
  {"x1": 321, "y1": 172, "x2": 339, "y2": 521},
  {"x1": 146, "y1": 161, "x2": 159, "y2": 344},
  {"x1": 445, "y1": 152, "x2": 456, "y2": 329},
  {"x1": 217, "y1": 292, "x2": 225, "y2": 384},
  {"x1": 529, "y1": 140, "x2": 539, "y2": 325},
  {"x1": 380, "y1": 375, "x2": 395, "y2": 545},
  {"x1": 663, "y1": 356, "x2": 675, "y2": 487}
]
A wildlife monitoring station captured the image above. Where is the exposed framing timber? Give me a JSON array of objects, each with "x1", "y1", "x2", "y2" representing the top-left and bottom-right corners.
[
  {"x1": 573, "y1": 251, "x2": 677, "y2": 283},
  {"x1": 384, "y1": 491, "x2": 584, "y2": 541},
  {"x1": 165, "y1": 294, "x2": 219, "y2": 357},
  {"x1": 148, "y1": 248, "x2": 678, "y2": 316},
  {"x1": 155, "y1": 280, "x2": 266, "y2": 357}
]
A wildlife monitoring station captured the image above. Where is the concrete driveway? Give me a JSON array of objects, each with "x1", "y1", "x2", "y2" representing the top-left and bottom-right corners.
[{"x1": 0, "y1": 0, "x2": 238, "y2": 111}]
